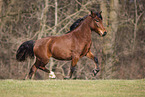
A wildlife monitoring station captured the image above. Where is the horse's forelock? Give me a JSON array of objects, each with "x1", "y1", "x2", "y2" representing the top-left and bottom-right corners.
[{"x1": 95, "y1": 12, "x2": 102, "y2": 20}]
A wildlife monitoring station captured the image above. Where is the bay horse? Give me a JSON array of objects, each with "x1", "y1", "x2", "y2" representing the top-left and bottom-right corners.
[{"x1": 16, "y1": 11, "x2": 107, "y2": 79}]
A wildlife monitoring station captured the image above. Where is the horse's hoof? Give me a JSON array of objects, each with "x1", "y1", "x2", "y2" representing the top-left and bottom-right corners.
[
  {"x1": 49, "y1": 71, "x2": 56, "y2": 79},
  {"x1": 93, "y1": 69, "x2": 100, "y2": 76},
  {"x1": 24, "y1": 74, "x2": 28, "y2": 80}
]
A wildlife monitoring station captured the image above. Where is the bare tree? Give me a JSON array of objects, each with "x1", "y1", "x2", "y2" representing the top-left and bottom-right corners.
[
  {"x1": 100, "y1": 0, "x2": 119, "y2": 79},
  {"x1": 0, "y1": 0, "x2": 144, "y2": 79}
]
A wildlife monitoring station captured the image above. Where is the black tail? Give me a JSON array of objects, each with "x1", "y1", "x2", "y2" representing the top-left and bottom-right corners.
[{"x1": 16, "y1": 40, "x2": 35, "y2": 61}]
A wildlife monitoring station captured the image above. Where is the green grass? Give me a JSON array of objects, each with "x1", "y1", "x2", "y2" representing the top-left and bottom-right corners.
[{"x1": 0, "y1": 79, "x2": 144, "y2": 97}]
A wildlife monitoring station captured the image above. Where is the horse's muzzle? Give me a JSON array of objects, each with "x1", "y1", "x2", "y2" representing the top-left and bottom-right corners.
[{"x1": 102, "y1": 31, "x2": 107, "y2": 36}]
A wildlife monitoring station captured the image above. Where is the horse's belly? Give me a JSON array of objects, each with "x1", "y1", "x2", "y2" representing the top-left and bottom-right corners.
[
  {"x1": 51, "y1": 44, "x2": 72, "y2": 60},
  {"x1": 52, "y1": 50, "x2": 72, "y2": 60}
]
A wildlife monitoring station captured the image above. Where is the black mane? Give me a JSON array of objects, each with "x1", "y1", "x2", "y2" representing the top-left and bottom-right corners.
[
  {"x1": 70, "y1": 15, "x2": 88, "y2": 31},
  {"x1": 69, "y1": 12, "x2": 102, "y2": 31}
]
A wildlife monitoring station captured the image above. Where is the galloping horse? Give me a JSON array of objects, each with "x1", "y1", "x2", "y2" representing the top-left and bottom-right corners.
[{"x1": 16, "y1": 11, "x2": 107, "y2": 79}]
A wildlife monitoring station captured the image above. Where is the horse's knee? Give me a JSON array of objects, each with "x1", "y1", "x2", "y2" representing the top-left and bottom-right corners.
[
  {"x1": 94, "y1": 57, "x2": 99, "y2": 64},
  {"x1": 70, "y1": 66, "x2": 75, "y2": 73}
]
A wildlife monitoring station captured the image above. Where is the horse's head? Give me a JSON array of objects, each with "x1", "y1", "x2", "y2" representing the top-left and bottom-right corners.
[{"x1": 90, "y1": 11, "x2": 107, "y2": 37}]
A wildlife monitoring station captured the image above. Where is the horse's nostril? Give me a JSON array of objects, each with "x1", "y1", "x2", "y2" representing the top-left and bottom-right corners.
[{"x1": 102, "y1": 31, "x2": 107, "y2": 36}]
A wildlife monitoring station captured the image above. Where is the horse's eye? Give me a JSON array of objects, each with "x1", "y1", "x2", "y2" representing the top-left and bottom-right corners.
[{"x1": 95, "y1": 19, "x2": 99, "y2": 22}]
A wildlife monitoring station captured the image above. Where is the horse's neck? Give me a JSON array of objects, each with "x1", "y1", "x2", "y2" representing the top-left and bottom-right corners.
[{"x1": 74, "y1": 17, "x2": 92, "y2": 41}]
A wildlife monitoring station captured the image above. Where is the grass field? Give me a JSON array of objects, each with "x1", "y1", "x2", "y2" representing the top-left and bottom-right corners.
[{"x1": 0, "y1": 79, "x2": 144, "y2": 97}]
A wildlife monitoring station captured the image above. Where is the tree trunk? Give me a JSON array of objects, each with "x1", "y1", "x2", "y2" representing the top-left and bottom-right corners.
[
  {"x1": 54, "y1": 0, "x2": 58, "y2": 33},
  {"x1": 38, "y1": 0, "x2": 49, "y2": 39},
  {"x1": 100, "y1": 0, "x2": 108, "y2": 79},
  {"x1": 0, "y1": 0, "x2": 3, "y2": 22},
  {"x1": 49, "y1": 0, "x2": 58, "y2": 71},
  {"x1": 133, "y1": 0, "x2": 138, "y2": 52},
  {"x1": 100, "y1": 0, "x2": 119, "y2": 79}
]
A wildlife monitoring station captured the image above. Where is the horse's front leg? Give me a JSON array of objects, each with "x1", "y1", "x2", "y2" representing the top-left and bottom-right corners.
[
  {"x1": 64, "y1": 56, "x2": 79, "y2": 79},
  {"x1": 69, "y1": 56, "x2": 79, "y2": 78},
  {"x1": 86, "y1": 51, "x2": 100, "y2": 76}
]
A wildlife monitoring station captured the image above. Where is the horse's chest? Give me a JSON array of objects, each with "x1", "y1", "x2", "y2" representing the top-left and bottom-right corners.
[
  {"x1": 81, "y1": 42, "x2": 92, "y2": 56},
  {"x1": 73, "y1": 41, "x2": 92, "y2": 56}
]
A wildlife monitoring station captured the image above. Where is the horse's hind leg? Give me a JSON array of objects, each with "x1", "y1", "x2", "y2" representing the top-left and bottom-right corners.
[
  {"x1": 37, "y1": 59, "x2": 50, "y2": 73},
  {"x1": 25, "y1": 58, "x2": 51, "y2": 79},
  {"x1": 86, "y1": 51, "x2": 100, "y2": 76},
  {"x1": 38, "y1": 66, "x2": 50, "y2": 73},
  {"x1": 35, "y1": 56, "x2": 51, "y2": 73},
  {"x1": 25, "y1": 59, "x2": 40, "y2": 80}
]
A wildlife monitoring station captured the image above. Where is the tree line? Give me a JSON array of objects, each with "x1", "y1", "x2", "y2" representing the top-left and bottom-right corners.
[{"x1": 0, "y1": 0, "x2": 144, "y2": 79}]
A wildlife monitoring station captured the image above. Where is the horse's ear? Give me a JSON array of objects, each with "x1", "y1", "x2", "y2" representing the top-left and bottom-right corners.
[
  {"x1": 91, "y1": 11, "x2": 93, "y2": 15},
  {"x1": 90, "y1": 11, "x2": 96, "y2": 18},
  {"x1": 99, "y1": 11, "x2": 102, "y2": 15}
]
